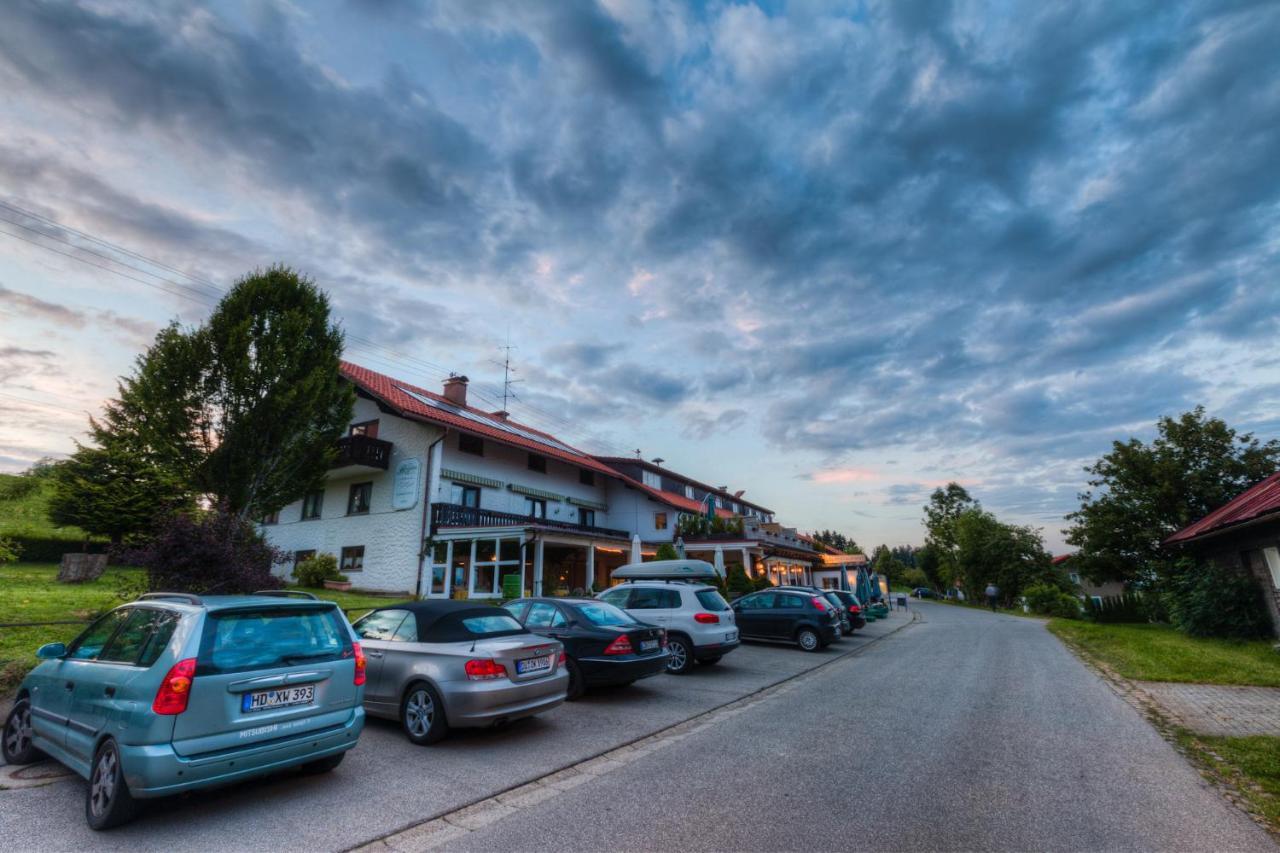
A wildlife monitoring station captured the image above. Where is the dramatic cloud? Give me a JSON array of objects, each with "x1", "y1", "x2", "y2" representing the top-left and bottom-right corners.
[{"x1": 0, "y1": 0, "x2": 1276, "y2": 548}]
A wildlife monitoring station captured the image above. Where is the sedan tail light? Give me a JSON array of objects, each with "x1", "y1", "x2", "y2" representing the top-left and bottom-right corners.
[
  {"x1": 693, "y1": 612, "x2": 720, "y2": 624},
  {"x1": 152, "y1": 658, "x2": 197, "y2": 715},
  {"x1": 603, "y1": 635, "x2": 634, "y2": 655},
  {"x1": 352, "y1": 641, "x2": 367, "y2": 686},
  {"x1": 465, "y1": 659, "x2": 507, "y2": 681},
  {"x1": 558, "y1": 651, "x2": 567, "y2": 666}
]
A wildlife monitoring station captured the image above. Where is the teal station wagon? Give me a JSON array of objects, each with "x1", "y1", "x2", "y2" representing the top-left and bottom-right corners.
[{"x1": 2, "y1": 591, "x2": 366, "y2": 829}]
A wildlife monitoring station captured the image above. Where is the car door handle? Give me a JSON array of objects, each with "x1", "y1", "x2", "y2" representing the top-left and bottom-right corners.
[
  {"x1": 365, "y1": 650, "x2": 384, "y2": 658},
  {"x1": 104, "y1": 687, "x2": 115, "y2": 698},
  {"x1": 64, "y1": 681, "x2": 75, "y2": 691}
]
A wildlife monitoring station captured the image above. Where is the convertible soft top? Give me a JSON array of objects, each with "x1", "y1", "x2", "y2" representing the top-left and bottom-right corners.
[{"x1": 371, "y1": 600, "x2": 528, "y2": 643}]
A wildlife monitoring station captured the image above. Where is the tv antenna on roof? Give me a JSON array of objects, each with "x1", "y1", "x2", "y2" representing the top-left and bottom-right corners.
[{"x1": 489, "y1": 335, "x2": 524, "y2": 412}]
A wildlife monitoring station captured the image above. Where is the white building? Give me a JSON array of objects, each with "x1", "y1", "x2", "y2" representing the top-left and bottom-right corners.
[{"x1": 262, "y1": 361, "x2": 822, "y2": 595}]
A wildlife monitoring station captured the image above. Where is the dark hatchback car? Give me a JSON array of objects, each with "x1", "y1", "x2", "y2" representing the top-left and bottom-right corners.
[
  {"x1": 731, "y1": 589, "x2": 842, "y2": 651},
  {"x1": 825, "y1": 590, "x2": 867, "y2": 633},
  {"x1": 505, "y1": 598, "x2": 669, "y2": 699}
]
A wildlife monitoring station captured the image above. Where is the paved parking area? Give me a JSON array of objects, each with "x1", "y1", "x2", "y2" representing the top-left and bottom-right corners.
[
  {"x1": 0, "y1": 610, "x2": 910, "y2": 852},
  {"x1": 1138, "y1": 682, "x2": 1280, "y2": 736}
]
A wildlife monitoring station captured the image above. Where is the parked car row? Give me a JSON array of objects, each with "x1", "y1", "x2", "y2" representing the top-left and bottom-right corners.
[{"x1": 2, "y1": 570, "x2": 871, "y2": 830}]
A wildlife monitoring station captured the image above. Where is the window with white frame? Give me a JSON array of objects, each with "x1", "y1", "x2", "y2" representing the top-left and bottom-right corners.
[
  {"x1": 684, "y1": 484, "x2": 694, "y2": 499},
  {"x1": 450, "y1": 483, "x2": 480, "y2": 508},
  {"x1": 1263, "y1": 547, "x2": 1280, "y2": 590},
  {"x1": 525, "y1": 497, "x2": 546, "y2": 518},
  {"x1": 470, "y1": 538, "x2": 522, "y2": 597},
  {"x1": 642, "y1": 469, "x2": 662, "y2": 489}
]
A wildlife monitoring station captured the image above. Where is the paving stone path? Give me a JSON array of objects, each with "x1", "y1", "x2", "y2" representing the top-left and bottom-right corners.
[{"x1": 1139, "y1": 682, "x2": 1280, "y2": 736}]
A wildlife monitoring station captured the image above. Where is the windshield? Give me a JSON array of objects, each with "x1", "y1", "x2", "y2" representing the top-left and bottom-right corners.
[
  {"x1": 695, "y1": 589, "x2": 730, "y2": 612},
  {"x1": 574, "y1": 601, "x2": 635, "y2": 627},
  {"x1": 197, "y1": 607, "x2": 349, "y2": 675}
]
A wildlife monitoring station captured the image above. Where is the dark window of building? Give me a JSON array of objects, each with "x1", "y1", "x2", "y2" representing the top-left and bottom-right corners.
[
  {"x1": 347, "y1": 482, "x2": 372, "y2": 515},
  {"x1": 525, "y1": 497, "x2": 546, "y2": 518},
  {"x1": 579, "y1": 468, "x2": 595, "y2": 486},
  {"x1": 458, "y1": 433, "x2": 484, "y2": 456},
  {"x1": 301, "y1": 490, "x2": 323, "y2": 520},
  {"x1": 654, "y1": 512, "x2": 668, "y2": 531},
  {"x1": 349, "y1": 420, "x2": 379, "y2": 438},
  {"x1": 294, "y1": 549, "x2": 316, "y2": 568},
  {"x1": 578, "y1": 508, "x2": 596, "y2": 527},
  {"x1": 340, "y1": 546, "x2": 365, "y2": 573},
  {"x1": 451, "y1": 483, "x2": 480, "y2": 508},
  {"x1": 261, "y1": 510, "x2": 279, "y2": 525},
  {"x1": 528, "y1": 453, "x2": 547, "y2": 473}
]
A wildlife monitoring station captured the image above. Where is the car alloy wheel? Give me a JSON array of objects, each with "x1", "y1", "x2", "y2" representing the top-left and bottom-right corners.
[
  {"x1": 85, "y1": 740, "x2": 137, "y2": 829},
  {"x1": 89, "y1": 747, "x2": 118, "y2": 819},
  {"x1": 798, "y1": 629, "x2": 819, "y2": 651},
  {"x1": 404, "y1": 688, "x2": 435, "y2": 738},
  {"x1": 3, "y1": 701, "x2": 33, "y2": 762},
  {"x1": 666, "y1": 637, "x2": 691, "y2": 674}
]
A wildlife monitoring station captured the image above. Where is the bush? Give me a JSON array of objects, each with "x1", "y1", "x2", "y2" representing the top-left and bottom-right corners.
[
  {"x1": 752, "y1": 573, "x2": 775, "y2": 592},
  {"x1": 0, "y1": 535, "x2": 20, "y2": 566},
  {"x1": 1162, "y1": 556, "x2": 1272, "y2": 640},
  {"x1": 726, "y1": 565, "x2": 754, "y2": 599},
  {"x1": 655, "y1": 543, "x2": 678, "y2": 561},
  {"x1": 294, "y1": 553, "x2": 341, "y2": 588},
  {"x1": 1025, "y1": 582, "x2": 1081, "y2": 619},
  {"x1": 121, "y1": 507, "x2": 285, "y2": 594},
  {"x1": 902, "y1": 568, "x2": 928, "y2": 589},
  {"x1": 2, "y1": 535, "x2": 108, "y2": 563}
]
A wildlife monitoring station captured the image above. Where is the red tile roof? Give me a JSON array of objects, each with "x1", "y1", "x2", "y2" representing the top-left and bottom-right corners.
[
  {"x1": 592, "y1": 455, "x2": 775, "y2": 515},
  {"x1": 340, "y1": 362, "x2": 621, "y2": 480},
  {"x1": 1165, "y1": 472, "x2": 1280, "y2": 545},
  {"x1": 1051, "y1": 554, "x2": 1073, "y2": 565}
]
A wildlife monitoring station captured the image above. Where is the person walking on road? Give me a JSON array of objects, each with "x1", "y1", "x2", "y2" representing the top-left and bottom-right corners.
[{"x1": 985, "y1": 583, "x2": 999, "y2": 611}]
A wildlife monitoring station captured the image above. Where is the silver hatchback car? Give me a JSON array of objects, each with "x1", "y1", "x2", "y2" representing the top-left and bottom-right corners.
[{"x1": 352, "y1": 601, "x2": 568, "y2": 744}]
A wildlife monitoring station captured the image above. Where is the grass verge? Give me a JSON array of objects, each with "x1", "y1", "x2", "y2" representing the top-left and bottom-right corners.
[
  {"x1": 1, "y1": 562, "x2": 408, "y2": 695},
  {"x1": 1048, "y1": 620, "x2": 1280, "y2": 687},
  {"x1": 1176, "y1": 730, "x2": 1280, "y2": 834}
]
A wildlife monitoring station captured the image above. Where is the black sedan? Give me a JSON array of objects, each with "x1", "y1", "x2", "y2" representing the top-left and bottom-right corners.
[{"x1": 504, "y1": 598, "x2": 670, "y2": 700}]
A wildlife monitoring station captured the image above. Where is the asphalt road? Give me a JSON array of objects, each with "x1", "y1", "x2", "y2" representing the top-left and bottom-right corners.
[
  {"x1": 0, "y1": 606, "x2": 910, "y2": 852},
  {"x1": 437, "y1": 602, "x2": 1277, "y2": 853}
]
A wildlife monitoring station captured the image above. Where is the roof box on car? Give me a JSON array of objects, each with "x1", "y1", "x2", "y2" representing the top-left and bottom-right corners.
[{"x1": 611, "y1": 559, "x2": 721, "y2": 581}]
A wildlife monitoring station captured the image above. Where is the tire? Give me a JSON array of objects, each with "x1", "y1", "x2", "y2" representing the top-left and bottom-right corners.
[
  {"x1": 700, "y1": 656, "x2": 722, "y2": 666},
  {"x1": 796, "y1": 627, "x2": 821, "y2": 652},
  {"x1": 2, "y1": 698, "x2": 41, "y2": 765},
  {"x1": 565, "y1": 657, "x2": 586, "y2": 701},
  {"x1": 300, "y1": 752, "x2": 345, "y2": 774},
  {"x1": 665, "y1": 636, "x2": 694, "y2": 675},
  {"x1": 86, "y1": 740, "x2": 138, "y2": 831},
  {"x1": 401, "y1": 682, "x2": 448, "y2": 745}
]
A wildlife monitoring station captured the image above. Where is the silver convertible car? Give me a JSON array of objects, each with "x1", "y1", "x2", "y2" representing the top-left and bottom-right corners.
[{"x1": 351, "y1": 601, "x2": 568, "y2": 744}]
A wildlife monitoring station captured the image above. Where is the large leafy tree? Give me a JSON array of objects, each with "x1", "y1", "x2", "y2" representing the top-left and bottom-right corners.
[
  {"x1": 953, "y1": 509, "x2": 1055, "y2": 604},
  {"x1": 812, "y1": 529, "x2": 863, "y2": 554},
  {"x1": 99, "y1": 266, "x2": 355, "y2": 520},
  {"x1": 1065, "y1": 407, "x2": 1279, "y2": 587},
  {"x1": 922, "y1": 483, "x2": 979, "y2": 588},
  {"x1": 48, "y1": 442, "x2": 190, "y2": 545}
]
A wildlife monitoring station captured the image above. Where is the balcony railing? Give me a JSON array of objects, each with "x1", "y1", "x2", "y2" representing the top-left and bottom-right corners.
[
  {"x1": 431, "y1": 503, "x2": 629, "y2": 539},
  {"x1": 332, "y1": 434, "x2": 392, "y2": 470}
]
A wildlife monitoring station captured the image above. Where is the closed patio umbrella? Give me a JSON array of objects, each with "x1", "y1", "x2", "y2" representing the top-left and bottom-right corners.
[
  {"x1": 713, "y1": 545, "x2": 725, "y2": 578},
  {"x1": 630, "y1": 533, "x2": 642, "y2": 565},
  {"x1": 675, "y1": 536, "x2": 686, "y2": 558}
]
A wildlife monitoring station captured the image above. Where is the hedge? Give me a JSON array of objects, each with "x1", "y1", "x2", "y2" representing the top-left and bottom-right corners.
[{"x1": 3, "y1": 535, "x2": 109, "y2": 563}]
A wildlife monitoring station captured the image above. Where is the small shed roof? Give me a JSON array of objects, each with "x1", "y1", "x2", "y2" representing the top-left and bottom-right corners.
[{"x1": 1165, "y1": 472, "x2": 1280, "y2": 545}]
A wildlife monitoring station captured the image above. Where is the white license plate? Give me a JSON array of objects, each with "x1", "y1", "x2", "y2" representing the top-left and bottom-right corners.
[
  {"x1": 516, "y1": 655, "x2": 552, "y2": 675},
  {"x1": 724, "y1": 630, "x2": 737, "y2": 642},
  {"x1": 242, "y1": 685, "x2": 314, "y2": 713},
  {"x1": 639, "y1": 639, "x2": 658, "y2": 652}
]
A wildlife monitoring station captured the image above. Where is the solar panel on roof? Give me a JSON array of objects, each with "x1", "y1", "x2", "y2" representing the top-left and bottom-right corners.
[{"x1": 394, "y1": 385, "x2": 583, "y2": 456}]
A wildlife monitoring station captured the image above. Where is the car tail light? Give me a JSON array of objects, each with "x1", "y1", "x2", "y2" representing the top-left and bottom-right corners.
[
  {"x1": 352, "y1": 641, "x2": 367, "y2": 686},
  {"x1": 152, "y1": 658, "x2": 197, "y2": 715},
  {"x1": 849, "y1": 604, "x2": 861, "y2": 613},
  {"x1": 603, "y1": 635, "x2": 634, "y2": 655},
  {"x1": 465, "y1": 659, "x2": 507, "y2": 681},
  {"x1": 811, "y1": 597, "x2": 827, "y2": 611},
  {"x1": 558, "y1": 651, "x2": 567, "y2": 665},
  {"x1": 693, "y1": 612, "x2": 720, "y2": 624}
]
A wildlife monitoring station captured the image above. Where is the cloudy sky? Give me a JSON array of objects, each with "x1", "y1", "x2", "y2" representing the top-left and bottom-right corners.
[{"x1": 1, "y1": 0, "x2": 1277, "y2": 551}]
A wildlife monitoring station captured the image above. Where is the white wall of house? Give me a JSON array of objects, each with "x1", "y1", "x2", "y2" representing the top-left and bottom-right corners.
[
  {"x1": 261, "y1": 397, "x2": 444, "y2": 594},
  {"x1": 603, "y1": 483, "x2": 679, "y2": 543},
  {"x1": 432, "y1": 431, "x2": 611, "y2": 526}
]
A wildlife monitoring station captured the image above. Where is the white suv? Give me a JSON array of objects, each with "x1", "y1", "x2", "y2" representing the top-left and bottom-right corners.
[{"x1": 597, "y1": 581, "x2": 739, "y2": 674}]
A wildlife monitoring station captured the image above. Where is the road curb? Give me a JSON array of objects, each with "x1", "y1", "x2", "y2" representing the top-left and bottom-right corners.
[{"x1": 349, "y1": 611, "x2": 920, "y2": 852}]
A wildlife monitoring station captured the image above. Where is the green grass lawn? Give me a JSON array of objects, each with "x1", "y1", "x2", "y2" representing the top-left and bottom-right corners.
[
  {"x1": 0, "y1": 472, "x2": 91, "y2": 538},
  {"x1": 1048, "y1": 620, "x2": 1280, "y2": 687},
  {"x1": 1177, "y1": 731, "x2": 1280, "y2": 831},
  {"x1": 0, "y1": 563, "x2": 408, "y2": 695}
]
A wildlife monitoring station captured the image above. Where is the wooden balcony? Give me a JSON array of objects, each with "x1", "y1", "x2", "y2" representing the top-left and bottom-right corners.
[
  {"x1": 332, "y1": 434, "x2": 392, "y2": 471},
  {"x1": 431, "y1": 503, "x2": 629, "y2": 539}
]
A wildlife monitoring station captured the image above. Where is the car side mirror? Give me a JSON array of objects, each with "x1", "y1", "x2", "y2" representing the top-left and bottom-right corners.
[{"x1": 37, "y1": 642, "x2": 67, "y2": 660}]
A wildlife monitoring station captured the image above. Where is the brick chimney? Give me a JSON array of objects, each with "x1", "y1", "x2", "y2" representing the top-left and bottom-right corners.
[{"x1": 442, "y1": 374, "x2": 469, "y2": 407}]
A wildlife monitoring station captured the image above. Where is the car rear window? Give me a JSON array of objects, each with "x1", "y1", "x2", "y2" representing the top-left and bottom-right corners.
[
  {"x1": 695, "y1": 589, "x2": 730, "y2": 612},
  {"x1": 197, "y1": 607, "x2": 350, "y2": 675},
  {"x1": 574, "y1": 602, "x2": 634, "y2": 626},
  {"x1": 460, "y1": 614, "x2": 524, "y2": 635}
]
